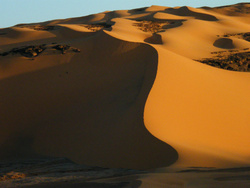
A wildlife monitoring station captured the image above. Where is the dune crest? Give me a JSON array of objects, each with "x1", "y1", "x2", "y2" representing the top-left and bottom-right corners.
[{"x1": 0, "y1": 3, "x2": 250, "y2": 170}]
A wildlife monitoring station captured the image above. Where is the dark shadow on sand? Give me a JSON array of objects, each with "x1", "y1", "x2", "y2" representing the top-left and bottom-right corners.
[{"x1": 0, "y1": 31, "x2": 178, "y2": 170}]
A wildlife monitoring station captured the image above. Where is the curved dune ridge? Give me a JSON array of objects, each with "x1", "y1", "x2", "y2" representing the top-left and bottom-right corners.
[
  {"x1": 0, "y1": 3, "x2": 249, "y2": 170},
  {"x1": 0, "y1": 30, "x2": 178, "y2": 170}
]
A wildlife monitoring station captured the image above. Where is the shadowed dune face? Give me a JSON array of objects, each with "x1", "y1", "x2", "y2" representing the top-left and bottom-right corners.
[
  {"x1": 162, "y1": 20, "x2": 184, "y2": 30},
  {"x1": 165, "y1": 6, "x2": 218, "y2": 21},
  {"x1": 144, "y1": 33, "x2": 163, "y2": 44},
  {"x1": 201, "y1": 3, "x2": 250, "y2": 16},
  {"x1": 0, "y1": 31, "x2": 177, "y2": 170},
  {"x1": 213, "y1": 38, "x2": 235, "y2": 49}
]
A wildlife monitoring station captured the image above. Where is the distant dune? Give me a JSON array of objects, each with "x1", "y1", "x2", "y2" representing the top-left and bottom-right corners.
[{"x1": 0, "y1": 2, "x2": 249, "y2": 175}]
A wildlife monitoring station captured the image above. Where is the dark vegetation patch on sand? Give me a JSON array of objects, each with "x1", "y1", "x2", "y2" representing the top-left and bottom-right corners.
[
  {"x1": 52, "y1": 44, "x2": 81, "y2": 54},
  {"x1": 217, "y1": 32, "x2": 250, "y2": 42},
  {"x1": 196, "y1": 52, "x2": 250, "y2": 72},
  {"x1": 133, "y1": 21, "x2": 171, "y2": 33},
  {"x1": 0, "y1": 45, "x2": 47, "y2": 58},
  {"x1": 82, "y1": 23, "x2": 113, "y2": 32},
  {"x1": 0, "y1": 44, "x2": 81, "y2": 58},
  {"x1": 0, "y1": 171, "x2": 26, "y2": 181},
  {"x1": 21, "y1": 25, "x2": 55, "y2": 31}
]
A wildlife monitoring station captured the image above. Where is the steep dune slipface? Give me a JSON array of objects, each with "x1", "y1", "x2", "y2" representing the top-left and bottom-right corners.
[{"x1": 0, "y1": 30, "x2": 177, "y2": 170}]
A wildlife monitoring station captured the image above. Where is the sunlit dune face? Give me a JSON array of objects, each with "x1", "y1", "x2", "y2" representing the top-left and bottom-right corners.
[
  {"x1": 101, "y1": 4, "x2": 250, "y2": 168},
  {"x1": 144, "y1": 46, "x2": 250, "y2": 168}
]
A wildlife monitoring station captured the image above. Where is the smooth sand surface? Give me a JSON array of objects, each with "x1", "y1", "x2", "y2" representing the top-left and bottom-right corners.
[
  {"x1": 0, "y1": 3, "x2": 249, "y2": 187},
  {"x1": 102, "y1": 3, "x2": 250, "y2": 167}
]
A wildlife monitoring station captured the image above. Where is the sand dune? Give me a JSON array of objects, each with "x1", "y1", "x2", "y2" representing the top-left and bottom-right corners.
[
  {"x1": 0, "y1": 27, "x2": 56, "y2": 46},
  {"x1": 0, "y1": 2, "x2": 249, "y2": 177},
  {"x1": 0, "y1": 30, "x2": 177, "y2": 170},
  {"x1": 202, "y1": 3, "x2": 250, "y2": 16}
]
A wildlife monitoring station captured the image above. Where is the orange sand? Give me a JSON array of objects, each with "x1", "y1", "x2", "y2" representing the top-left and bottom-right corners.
[{"x1": 0, "y1": 3, "x2": 249, "y2": 172}]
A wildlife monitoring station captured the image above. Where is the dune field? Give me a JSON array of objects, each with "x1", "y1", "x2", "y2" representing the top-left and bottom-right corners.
[{"x1": 0, "y1": 2, "x2": 249, "y2": 187}]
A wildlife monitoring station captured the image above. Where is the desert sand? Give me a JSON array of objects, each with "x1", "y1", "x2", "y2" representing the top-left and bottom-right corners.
[{"x1": 0, "y1": 2, "x2": 249, "y2": 187}]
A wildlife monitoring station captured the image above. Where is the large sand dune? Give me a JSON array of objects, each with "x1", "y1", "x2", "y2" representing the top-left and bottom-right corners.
[
  {"x1": 0, "y1": 2, "x2": 249, "y2": 176},
  {"x1": 0, "y1": 30, "x2": 178, "y2": 170}
]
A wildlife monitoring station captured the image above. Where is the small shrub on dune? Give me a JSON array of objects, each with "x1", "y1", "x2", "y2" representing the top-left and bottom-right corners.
[
  {"x1": 197, "y1": 52, "x2": 250, "y2": 72},
  {"x1": 0, "y1": 171, "x2": 26, "y2": 181},
  {"x1": 133, "y1": 21, "x2": 167, "y2": 33}
]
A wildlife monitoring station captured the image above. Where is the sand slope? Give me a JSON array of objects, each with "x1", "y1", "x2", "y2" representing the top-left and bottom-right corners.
[
  {"x1": 0, "y1": 28, "x2": 177, "y2": 170},
  {"x1": 104, "y1": 3, "x2": 250, "y2": 167},
  {"x1": 0, "y1": 3, "x2": 250, "y2": 172}
]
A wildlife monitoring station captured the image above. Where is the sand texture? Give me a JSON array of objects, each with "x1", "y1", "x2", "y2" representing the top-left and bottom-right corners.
[{"x1": 0, "y1": 2, "x2": 250, "y2": 187}]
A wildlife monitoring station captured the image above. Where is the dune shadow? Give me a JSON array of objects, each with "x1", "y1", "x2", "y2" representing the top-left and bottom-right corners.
[
  {"x1": 128, "y1": 12, "x2": 157, "y2": 22},
  {"x1": 130, "y1": 12, "x2": 186, "y2": 32},
  {"x1": 164, "y1": 6, "x2": 218, "y2": 21},
  {"x1": 214, "y1": 175, "x2": 250, "y2": 181},
  {"x1": 144, "y1": 33, "x2": 163, "y2": 44},
  {"x1": 0, "y1": 31, "x2": 178, "y2": 170},
  {"x1": 0, "y1": 134, "x2": 45, "y2": 161},
  {"x1": 213, "y1": 38, "x2": 235, "y2": 49},
  {"x1": 162, "y1": 20, "x2": 185, "y2": 29},
  {"x1": 128, "y1": 7, "x2": 149, "y2": 14},
  {"x1": 201, "y1": 3, "x2": 250, "y2": 16}
]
